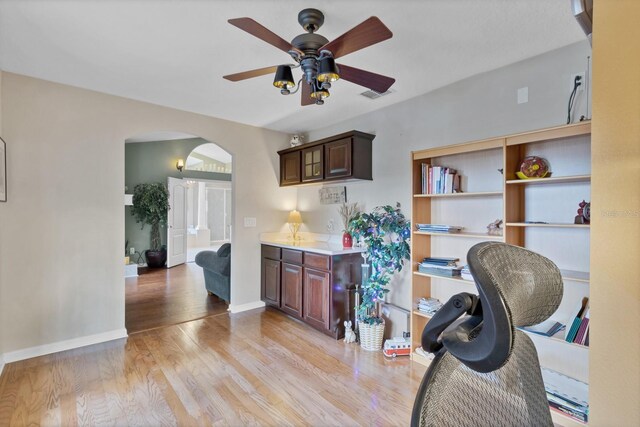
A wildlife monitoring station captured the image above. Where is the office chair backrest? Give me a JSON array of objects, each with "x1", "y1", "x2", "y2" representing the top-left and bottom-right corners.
[{"x1": 411, "y1": 242, "x2": 563, "y2": 427}]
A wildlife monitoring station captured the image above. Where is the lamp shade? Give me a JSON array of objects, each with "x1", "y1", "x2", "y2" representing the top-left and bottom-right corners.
[
  {"x1": 317, "y1": 57, "x2": 340, "y2": 83},
  {"x1": 273, "y1": 65, "x2": 295, "y2": 89},
  {"x1": 288, "y1": 210, "x2": 302, "y2": 224},
  {"x1": 310, "y1": 80, "x2": 330, "y2": 99},
  {"x1": 176, "y1": 159, "x2": 185, "y2": 171}
]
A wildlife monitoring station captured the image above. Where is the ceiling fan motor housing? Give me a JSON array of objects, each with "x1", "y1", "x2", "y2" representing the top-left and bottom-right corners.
[{"x1": 298, "y1": 8, "x2": 324, "y2": 32}]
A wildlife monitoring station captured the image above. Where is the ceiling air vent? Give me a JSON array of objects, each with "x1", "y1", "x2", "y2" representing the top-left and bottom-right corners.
[{"x1": 360, "y1": 89, "x2": 393, "y2": 100}]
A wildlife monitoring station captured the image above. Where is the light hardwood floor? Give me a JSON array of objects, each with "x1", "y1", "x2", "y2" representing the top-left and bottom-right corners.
[
  {"x1": 0, "y1": 308, "x2": 427, "y2": 426},
  {"x1": 126, "y1": 262, "x2": 228, "y2": 334}
]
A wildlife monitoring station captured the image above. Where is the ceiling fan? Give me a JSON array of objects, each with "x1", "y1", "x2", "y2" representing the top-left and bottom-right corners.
[{"x1": 223, "y1": 8, "x2": 395, "y2": 106}]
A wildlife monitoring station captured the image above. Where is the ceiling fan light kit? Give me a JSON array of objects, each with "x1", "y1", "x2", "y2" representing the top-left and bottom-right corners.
[{"x1": 224, "y1": 8, "x2": 395, "y2": 106}]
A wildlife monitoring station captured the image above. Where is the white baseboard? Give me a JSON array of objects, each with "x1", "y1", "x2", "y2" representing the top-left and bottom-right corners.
[
  {"x1": 0, "y1": 354, "x2": 5, "y2": 377},
  {"x1": 228, "y1": 300, "x2": 265, "y2": 313},
  {"x1": 2, "y1": 328, "x2": 128, "y2": 364}
]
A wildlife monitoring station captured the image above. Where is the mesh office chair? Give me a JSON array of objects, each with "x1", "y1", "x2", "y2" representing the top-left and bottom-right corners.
[{"x1": 411, "y1": 242, "x2": 563, "y2": 427}]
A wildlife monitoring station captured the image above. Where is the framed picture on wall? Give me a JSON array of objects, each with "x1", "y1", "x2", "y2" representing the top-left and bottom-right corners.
[{"x1": 0, "y1": 137, "x2": 6, "y2": 202}]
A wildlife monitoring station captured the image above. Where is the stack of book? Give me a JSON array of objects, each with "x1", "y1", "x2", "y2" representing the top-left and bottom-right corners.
[
  {"x1": 416, "y1": 224, "x2": 464, "y2": 234},
  {"x1": 460, "y1": 265, "x2": 473, "y2": 281},
  {"x1": 565, "y1": 297, "x2": 590, "y2": 346},
  {"x1": 522, "y1": 319, "x2": 566, "y2": 337},
  {"x1": 416, "y1": 297, "x2": 443, "y2": 316},
  {"x1": 418, "y1": 257, "x2": 463, "y2": 277},
  {"x1": 420, "y1": 163, "x2": 461, "y2": 194},
  {"x1": 541, "y1": 368, "x2": 589, "y2": 423}
]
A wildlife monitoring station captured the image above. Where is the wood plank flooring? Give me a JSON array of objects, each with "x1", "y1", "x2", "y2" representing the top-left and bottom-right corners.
[
  {"x1": 0, "y1": 308, "x2": 427, "y2": 426},
  {"x1": 126, "y1": 263, "x2": 228, "y2": 334}
]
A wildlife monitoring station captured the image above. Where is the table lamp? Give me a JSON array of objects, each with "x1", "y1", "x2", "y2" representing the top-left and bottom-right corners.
[{"x1": 288, "y1": 210, "x2": 302, "y2": 241}]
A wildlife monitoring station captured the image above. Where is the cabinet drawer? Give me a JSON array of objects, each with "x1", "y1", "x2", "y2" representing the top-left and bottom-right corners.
[
  {"x1": 282, "y1": 249, "x2": 303, "y2": 264},
  {"x1": 304, "y1": 252, "x2": 331, "y2": 270},
  {"x1": 261, "y1": 245, "x2": 281, "y2": 260}
]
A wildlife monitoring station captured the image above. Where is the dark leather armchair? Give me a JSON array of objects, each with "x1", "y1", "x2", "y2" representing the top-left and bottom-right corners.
[{"x1": 195, "y1": 243, "x2": 230, "y2": 303}]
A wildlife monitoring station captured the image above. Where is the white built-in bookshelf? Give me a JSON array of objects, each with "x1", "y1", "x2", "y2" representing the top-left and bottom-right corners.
[{"x1": 410, "y1": 122, "x2": 591, "y2": 427}]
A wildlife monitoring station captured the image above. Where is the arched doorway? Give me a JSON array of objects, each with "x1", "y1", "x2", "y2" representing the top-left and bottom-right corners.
[{"x1": 124, "y1": 132, "x2": 233, "y2": 333}]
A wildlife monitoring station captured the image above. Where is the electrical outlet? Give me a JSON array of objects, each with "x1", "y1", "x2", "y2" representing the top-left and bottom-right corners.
[
  {"x1": 570, "y1": 72, "x2": 585, "y2": 92},
  {"x1": 243, "y1": 217, "x2": 257, "y2": 228},
  {"x1": 327, "y1": 219, "x2": 334, "y2": 232},
  {"x1": 130, "y1": 247, "x2": 135, "y2": 254}
]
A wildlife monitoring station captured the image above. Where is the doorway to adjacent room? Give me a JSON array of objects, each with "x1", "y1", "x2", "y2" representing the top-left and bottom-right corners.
[{"x1": 124, "y1": 133, "x2": 233, "y2": 333}]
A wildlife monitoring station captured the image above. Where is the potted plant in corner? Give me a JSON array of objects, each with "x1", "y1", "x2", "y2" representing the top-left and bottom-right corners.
[
  {"x1": 131, "y1": 182, "x2": 170, "y2": 268},
  {"x1": 350, "y1": 204, "x2": 411, "y2": 351}
]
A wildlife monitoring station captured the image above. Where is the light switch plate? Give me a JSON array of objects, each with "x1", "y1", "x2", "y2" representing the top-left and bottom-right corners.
[
  {"x1": 517, "y1": 87, "x2": 528, "y2": 104},
  {"x1": 244, "y1": 217, "x2": 257, "y2": 227}
]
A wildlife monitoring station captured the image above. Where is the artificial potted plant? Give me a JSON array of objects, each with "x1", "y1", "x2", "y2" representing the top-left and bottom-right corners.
[
  {"x1": 131, "y1": 182, "x2": 170, "y2": 268},
  {"x1": 350, "y1": 204, "x2": 411, "y2": 350}
]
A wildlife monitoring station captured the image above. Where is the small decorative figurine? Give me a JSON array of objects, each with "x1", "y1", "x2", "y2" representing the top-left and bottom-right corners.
[
  {"x1": 487, "y1": 219, "x2": 503, "y2": 236},
  {"x1": 290, "y1": 134, "x2": 304, "y2": 147},
  {"x1": 574, "y1": 200, "x2": 591, "y2": 224},
  {"x1": 344, "y1": 320, "x2": 356, "y2": 343}
]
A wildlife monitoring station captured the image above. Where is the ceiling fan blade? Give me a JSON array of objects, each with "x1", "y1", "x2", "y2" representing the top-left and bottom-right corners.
[
  {"x1": 228, "y1": 18, "x2": 299, "y2": 54},
  {"x1": 337, "y1": 63, "x2": 395, "y2": 93},
  {"x1": 223, "y1": 66, "x2": 279, "y2": 82},
  {"x1": 301, "y1": 81, "x2": 314, "y2": 106},
  {"x1": 319, "y1": 17, "x2": 392, "y2": 59}
]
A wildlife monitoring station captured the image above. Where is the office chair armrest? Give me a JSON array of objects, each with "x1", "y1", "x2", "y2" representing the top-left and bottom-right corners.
[{"x1": 421, "y1": 292, "x2": 479, "y2": 353}]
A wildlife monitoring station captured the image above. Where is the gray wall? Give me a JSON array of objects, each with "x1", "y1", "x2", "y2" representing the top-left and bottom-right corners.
[
  {"x1": 124, "y1": 137, "x2": 231, "y2": 256},
  {"x1": 298, "y1": 41, "x2": 592, "y2": 312}
]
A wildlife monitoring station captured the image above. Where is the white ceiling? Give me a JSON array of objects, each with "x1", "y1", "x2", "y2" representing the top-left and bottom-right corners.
[{"x1": 0, "y1": 1, "x2": 586, "y2": 134}]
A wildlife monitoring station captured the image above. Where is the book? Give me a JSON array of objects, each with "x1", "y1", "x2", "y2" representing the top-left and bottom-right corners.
[
  {"x1": 418, "y1": 265, "x2": 462, "y2": 276},
  {"x1": 523, "y1": 319, "x2": 566, "y2": 337},
  {"x1": 541, "y1": 368, "x2": 589, "y2": 423},
  {"x1": 574, "y1": 308, "x2": 590, "y2": 345},
  {"x1": 422, "y1": 257, "x2": 459, "y2": 265},
  {"x1": 565, "y1": 297, "x2": 588, "y2": 343}
]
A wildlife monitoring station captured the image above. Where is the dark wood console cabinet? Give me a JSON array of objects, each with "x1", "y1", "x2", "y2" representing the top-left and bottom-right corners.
[
  {"x1": 278, "y1": 131, "x2": 374, "y2": 186},
  {"x1": 261, "y1": 244, "x2": 362, "y2": 339}
]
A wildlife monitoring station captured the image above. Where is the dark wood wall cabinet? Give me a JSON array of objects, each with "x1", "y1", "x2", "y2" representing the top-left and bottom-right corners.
[
  {"x1": 261, "y1": 244, "x2": 362, "y2": 339},
  {"x1": 278, "y1": 131, "x2": 374, "y2": 186}
]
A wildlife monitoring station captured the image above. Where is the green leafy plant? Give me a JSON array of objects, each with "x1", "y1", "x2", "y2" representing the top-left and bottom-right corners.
[
  {"x1": 131, "y1": 183, "x2": 170, "y2": 251},
  {"x1": 350, "y1": 204, "x2": 411, "y2": 324}
]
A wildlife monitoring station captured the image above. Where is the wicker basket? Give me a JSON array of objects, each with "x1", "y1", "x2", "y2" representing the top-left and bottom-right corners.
[{"x1": 359, "y1": 321, "x2": 385, "y2": 351}]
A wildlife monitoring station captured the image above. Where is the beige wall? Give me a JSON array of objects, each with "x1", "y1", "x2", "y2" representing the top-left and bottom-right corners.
[
  {"x1": 590, "y1": 0, "x2": 640, "y2": 424},
  {"x1": 0, "y1": 72, "x2": 294, "y2": 354}
]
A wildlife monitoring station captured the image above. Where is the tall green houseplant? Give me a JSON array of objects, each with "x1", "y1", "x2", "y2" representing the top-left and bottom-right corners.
[
  {"x1": 350, "y1": 204, "x2": 411, "y2": 325},
  {"x1": 131, "y1": 183, "x2": 170, "y2": 267}
]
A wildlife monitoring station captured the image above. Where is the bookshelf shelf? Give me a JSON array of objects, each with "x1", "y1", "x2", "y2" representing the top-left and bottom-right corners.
[
  {"x1": 505, "y1": 175, "x2": 591, "y2": 185},
  {"x1": 414, "y1": 191, "x2": 503, "y2": 198},
  {"x1": 414, "y1": 231, "x2": 504, "y2": 240},
  {"x1": 560, "y1": 269, "x2": 590, "y2": 283},
  {"x1": 523, "y1": 329, "x2": 590, "y2": 351},
  {"x1": 412, "y1": 310, "x2": 433, "y2": 319},
  {"x1": 505, "y1": 222, "x2": 590, "y2": 229},
  {"x1": 411, "y1": 349, "x2": 433, "y2": 367},
  {"x1": 411, "y1": 121, "x2": 591, "y2": 400},
  {"x1": 413, "y1": 271, "x2": 474, "y2": 285}
]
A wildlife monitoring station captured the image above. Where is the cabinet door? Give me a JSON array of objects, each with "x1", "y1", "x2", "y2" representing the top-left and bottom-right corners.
[
  {"x1": 302, "y1": 146, "x2": 324, "y2": 182},
  {"x1": 261, "y1": 258, "x2": 281, "y2": 307},
  {"x1": 324, "y1": 138, "x2": 352, "y2": 179},
  {"x1": 281, "y1": 263, "x2": 303, "y2": 318},
  {"x1": 303, "y1": 268, "x2": 330, "y2": 331},
  {"x1": 280, "y1": 151, "x2": 301, "y2": 186}
]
